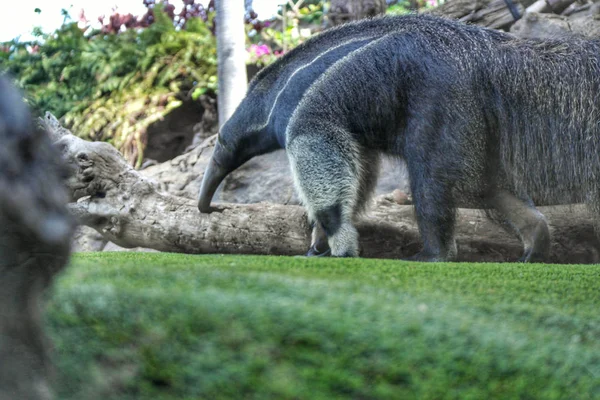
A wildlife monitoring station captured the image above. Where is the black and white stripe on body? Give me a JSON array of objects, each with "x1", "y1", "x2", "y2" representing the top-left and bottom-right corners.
[{"x1": 199, "y1": 14, "x2": 600, "y2": 262}]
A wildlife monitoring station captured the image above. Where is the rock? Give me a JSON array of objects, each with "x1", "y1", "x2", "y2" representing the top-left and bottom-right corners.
[
  {"x1": 102, "y1": 242, "x2": 160, "y2": 252},
  {"x1": 219, "y1": 152, "x2": 409, "y2": 205},
  {"x1": 71, "y1": 225, "x2": 108, "y2": 252},
  {"x1": 510, "y1": 6, "x2": 600, "y2": 39},
  {"x1": 144, "y1": 95, "x2": 218, "y2": 164},
  {"x1": 510, "y1": 12, "x2": 571, "y2": 37},
  {"x1": 142, "y1": 139, "x2": 410, "y2": 205}
]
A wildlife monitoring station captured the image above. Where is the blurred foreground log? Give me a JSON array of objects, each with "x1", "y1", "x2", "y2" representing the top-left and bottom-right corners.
[
  {"x1": 0, "y1": 80, "x2": 74, "y2": 399},
  {"x1": 43, "y1": 113, "x2": 600, "y2": 264}
]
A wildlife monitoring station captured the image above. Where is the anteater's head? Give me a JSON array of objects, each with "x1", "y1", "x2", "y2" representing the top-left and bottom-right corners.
[
  {"x1": 197, "y1": 131, "x2": 238, "y2": 213},
  {"x1": 197, "y1": 99, "x2": 281, "y2": 213}
]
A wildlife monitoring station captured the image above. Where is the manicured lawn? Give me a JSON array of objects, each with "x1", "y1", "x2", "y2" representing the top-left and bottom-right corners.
[{"x1": 46, "y1": 253, "x2": 600, "y2": 399}]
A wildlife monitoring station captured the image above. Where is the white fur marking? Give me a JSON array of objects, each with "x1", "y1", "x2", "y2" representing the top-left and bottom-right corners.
[
  {"x1": 252, "y1": 37, "x2": 377, "y2": 133},
  {"x1": 286, "y1": 35, "x2": 392, "y2": 146}
]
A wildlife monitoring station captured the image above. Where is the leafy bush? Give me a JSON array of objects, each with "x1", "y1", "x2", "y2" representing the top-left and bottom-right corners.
[
  {"x1": 0, "y1": 2, "x2": 217, "y2": 167},
  {"x1": 1, "y1": 1, "x2": 390, "y2": 166}
]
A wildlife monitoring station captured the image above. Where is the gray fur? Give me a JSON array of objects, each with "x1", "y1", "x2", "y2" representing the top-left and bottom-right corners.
[{"x1": 199, "y1": 14, "x2": 600, "y2": 262}]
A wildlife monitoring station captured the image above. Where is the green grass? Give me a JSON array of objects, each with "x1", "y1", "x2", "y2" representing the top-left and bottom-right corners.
[{"x1": 46, "y1": 253, "x2": 600, "y2": 399}]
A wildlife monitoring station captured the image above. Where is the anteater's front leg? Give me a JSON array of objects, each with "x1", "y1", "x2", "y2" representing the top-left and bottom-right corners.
[{"x1": 288, "y1": 126, "x2": 363, "y2": 258}]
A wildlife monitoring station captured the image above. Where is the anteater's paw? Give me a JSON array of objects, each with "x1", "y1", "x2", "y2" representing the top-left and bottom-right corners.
[
  {"x1": 518, "y1": 248, "x2": 547, "y2": 263},
  {"x1": 306, "y1": 244, "x2": 331, "y2": 257}
]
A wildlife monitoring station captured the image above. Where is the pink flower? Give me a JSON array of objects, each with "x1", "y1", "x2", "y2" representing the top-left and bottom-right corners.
[
  {"x1": 248, "y1": 44, "x2": 271, "y2": 57},
  {"x1": 25, "y1": 44, "x2": 39, "y2": 54}
]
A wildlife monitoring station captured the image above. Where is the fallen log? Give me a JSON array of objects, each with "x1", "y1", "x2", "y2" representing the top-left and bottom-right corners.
[
  {"x1": 525, "y1": 0, "x2": 577, "y2": 15},
  {"x1": 426, "y1": 0, "x2": 579, "y2": 30},
  {"x1": 43, "y1": 112, "x2": 600, "y2": 264},
  {"x1": 461, "y1": 0, "x2": 526, "y2": 29},
  {"x1": 427, "y1": 0, "x2": 531, "y2": 29},
  {"x1": 328, "y1": 0, "x2": 388, "y2": 26}
]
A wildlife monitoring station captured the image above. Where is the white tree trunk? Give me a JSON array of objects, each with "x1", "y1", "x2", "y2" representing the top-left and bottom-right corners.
[{"x1": 216, "y1": 0, "x2": 248, "y2": 127}]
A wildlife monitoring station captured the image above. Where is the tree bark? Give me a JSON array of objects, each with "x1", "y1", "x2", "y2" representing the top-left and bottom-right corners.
[
  {"x1": 216, "y1": 0, "x2": 248, "y2": 127},
  {"x1": 43, "y1": 112, "x2": 600, "y2": 264},
  {"x1": 427, "y1": 0, "x2": 539, "y2": 30},
  {"x1": 329, "y1": 0, "x2": 388, "y2": 26}
]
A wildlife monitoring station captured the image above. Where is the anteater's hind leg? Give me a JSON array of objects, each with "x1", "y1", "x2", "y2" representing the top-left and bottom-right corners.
[
  {"x1": 288, "y1": 130, "x2": 368, "y2": 257},
  {"x1": 487, "y1": 190, "x2": 550, "y2": 262},
  {"x1": 404, "y1": 151, "x2": 458, "y2": 262}
]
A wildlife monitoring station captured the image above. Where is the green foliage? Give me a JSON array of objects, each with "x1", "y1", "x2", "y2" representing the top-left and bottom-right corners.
[
  {"x1": 1, "y1": 23, "x2": 93, "y2": 118},
  {"x1": 0, "y1": 7, "x2": 217, "y2": 167},
  {"x1": 249, "y1": 0, "x2": 324, "y2": 54},
  {"x1": 46, "y1": 253, "x2": 600, "y2": 399},
  {"x1": 387, "y1": 0, "x2": 443, "y2": 14},
  {"x1": 296, "y1": 3, "x2": 325, "y2": 24},
  {"x1": 258, "y1": 24, "x2": 311, "y2": 53},
  {"x1": 386, "y1": 2, "x2": 414, "y2": 15}
]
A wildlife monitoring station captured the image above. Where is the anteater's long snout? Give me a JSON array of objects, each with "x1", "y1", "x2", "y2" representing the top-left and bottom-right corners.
[{"x1": 198, "y1": 141, "x2": 233, "y2": 213}]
